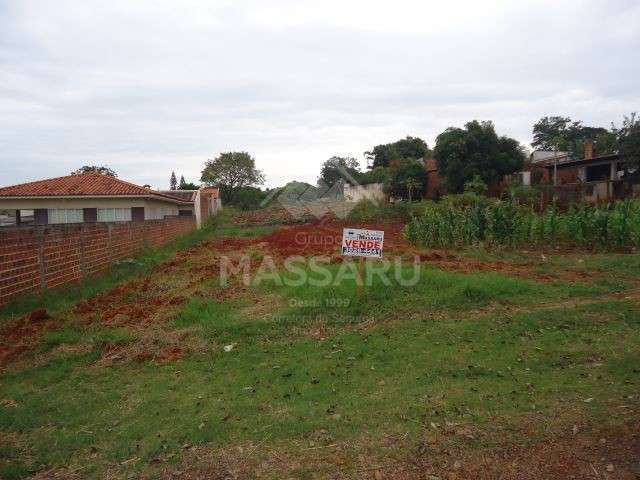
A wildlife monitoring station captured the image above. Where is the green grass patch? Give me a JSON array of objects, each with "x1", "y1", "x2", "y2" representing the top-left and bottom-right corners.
[
  {"x1": 38, "y1": 326, "x2": 135, "y2": 353},
  {"x1": 271, "y1": 263, "x2": 619, "y2": 323},
  {"x1": 1, "y1": 218, "x2": 639, "y2": 478},
  {"x1": 1, "y1": 299, "x2": 638, "y2": 477}
]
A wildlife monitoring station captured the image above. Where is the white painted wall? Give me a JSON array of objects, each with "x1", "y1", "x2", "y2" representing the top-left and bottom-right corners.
[
  {"x1": 344, "y1": 183, "x2": 386, "y2": 203},
  {"x1": 0, "y1": 197, "x2": 186, "y2": 224}
]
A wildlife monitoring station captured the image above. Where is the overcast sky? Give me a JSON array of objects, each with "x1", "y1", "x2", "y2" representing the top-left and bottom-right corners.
[{"x1": 1, "y1": 0, "x2": 638, "y2": 189}]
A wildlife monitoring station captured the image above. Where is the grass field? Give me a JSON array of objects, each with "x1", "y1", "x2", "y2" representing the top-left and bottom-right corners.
[{"x1": 0, "y1": 212, "x2": 639, "y2": 479}]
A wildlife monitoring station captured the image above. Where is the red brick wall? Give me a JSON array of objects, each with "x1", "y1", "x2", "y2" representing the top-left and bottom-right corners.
[{"x1": 0, "y1": 216, "x2": 195, "y2": 307}]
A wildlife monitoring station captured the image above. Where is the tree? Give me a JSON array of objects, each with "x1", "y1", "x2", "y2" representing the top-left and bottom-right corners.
[
  {"x1": 403, "y1": 177, "x2": 421, "y2": 201},
  {"x1": 355, "y1": 166, "x2": 389, "y2": 185},
  {"x1": 385, "y1": 158, "x2": 425, "y2": 200},
  {"x1": 614, "y1": 112, "x2": 640, "y2": 179},
  {"x1": 200, "y1": 152, "x2": 265, "y2": 201},
  {"x1": 318, "y1": 156, "x2": 360, "y2": 195},
  {"x1": 365, "y1": 136, "x2": 431, "y2": 169},
  {"x1": 531, "y1": 116, "x2": 574, "y2": 151},
  {"x1": 532, "y1": 116, "x2": 617, "y2": 157},
  {"x1": 177, "y1": 175, "x2": 198, "y2": 190},
  {"x1": 434, "y1": 120, "x2": 525, "y2": 193},
  {"x1": 230, "y1": 186, "x2": 268, "y2": 210},
  {"x1": 71, "y1": 165, "x2": 117, "y2": 177},
  {"x1": 170, "y1": 171, "x2": 177, "y2": 190}
]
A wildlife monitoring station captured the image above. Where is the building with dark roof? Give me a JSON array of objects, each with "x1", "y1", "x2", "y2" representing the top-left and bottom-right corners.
[{"x1": 536, "y1": 141, "x2": 639, "y2": 203}]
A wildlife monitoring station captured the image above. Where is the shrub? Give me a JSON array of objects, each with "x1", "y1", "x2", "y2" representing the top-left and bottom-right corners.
[{"x1": 347, "y1": 199, "x2": 411, "y2": 223}]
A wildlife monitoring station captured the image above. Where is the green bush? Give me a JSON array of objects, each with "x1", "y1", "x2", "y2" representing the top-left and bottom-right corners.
[
  {"x1": 346, "y1": 199, "x2": 411, "y2": 223},
  {"x1": 227, "y1": 186, "x2": 268, "y2": 210},
  {"x1": 404, "y1": 199, "x2": 640, "y2": 250}
]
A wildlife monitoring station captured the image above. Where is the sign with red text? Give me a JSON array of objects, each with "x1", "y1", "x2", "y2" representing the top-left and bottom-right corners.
[{"x1": 341, "y1": 228, "x2": 384, "y2": 258}]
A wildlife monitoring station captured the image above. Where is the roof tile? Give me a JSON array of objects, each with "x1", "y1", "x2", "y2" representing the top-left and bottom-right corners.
[{"x1": 0, "y1": 173, "x2": 191, "y2": 203}]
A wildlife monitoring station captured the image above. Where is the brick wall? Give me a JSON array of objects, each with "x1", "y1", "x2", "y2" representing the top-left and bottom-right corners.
[{"x1": 0, "y1": 216, "x2": 195, "y2": 307}]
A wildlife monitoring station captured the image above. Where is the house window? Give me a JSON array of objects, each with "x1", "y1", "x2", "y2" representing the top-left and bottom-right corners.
[
  {"x1": 97, "y1": 208, "x2": 132, "y2": 222},
  {"x1": 145, "y1": 207, "x2": 158, "y2": 220},
  {"x1": 47, "y1": 209, "x2": 83, "y2": 224},
  {"x1": 145, "y1": 206, "x2": 174, "y2": 220}
]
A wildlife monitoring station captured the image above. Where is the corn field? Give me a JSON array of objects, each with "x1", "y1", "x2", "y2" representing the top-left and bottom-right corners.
[{"x1": 404, "y1": 199, "x2": 640, "y2": 249}]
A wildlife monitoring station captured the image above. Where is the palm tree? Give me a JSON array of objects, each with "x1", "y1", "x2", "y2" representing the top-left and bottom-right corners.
[{"x1": 403, "y1": 177, "x2": 421, "y2": 201}]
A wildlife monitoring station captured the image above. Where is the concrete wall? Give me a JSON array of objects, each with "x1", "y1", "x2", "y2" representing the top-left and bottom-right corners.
[
  {"x1": 194, "y1": 188, "x2": 222, "y2": 227},
  {"x1": 0, "y1": 216, "x2": 195, "y2": 306},
  {"x1": 344, "y1": 183, "x2": 386, "y2": 203}
]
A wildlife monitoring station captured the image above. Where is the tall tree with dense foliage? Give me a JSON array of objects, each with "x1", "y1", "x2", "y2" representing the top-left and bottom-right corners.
[
  {"x1": 200, "y1": 152, "x2": 265, "y2": 201},
  {"x1": 71, "y1": 165, "x2": 117, "y2": 177},
  {"x1": 385, "y1": 158, "x2": 425, "y2": 200},
  {"x1": 318, "y1": 156, "x2": 360, "y2": 189},
  {"x1": 434, "y1": 120, "x2": 525, "y2": 193},
  {"x1": 170, "y1": 171, "x2": 177, "y2": 190},
  {"x1": 614, "y1": 112, "x2": 640, "y2": 179},
  {"x1": 365, "y1": 136, "x2": 430, "y2": 169},
  {"x1": 179, "y1": 175, "x2": 186, "y2": 188},
  {"x1": 532, "y1": 116, "x2": 616, "y2": 157},
  {"x1": 531, "y1": 116, "x2": 575, "y2": 151}
]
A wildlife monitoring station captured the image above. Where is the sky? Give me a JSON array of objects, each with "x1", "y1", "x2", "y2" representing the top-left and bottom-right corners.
[{"x1": 1, "y1": 0, "x2": 639, "y2": 189}]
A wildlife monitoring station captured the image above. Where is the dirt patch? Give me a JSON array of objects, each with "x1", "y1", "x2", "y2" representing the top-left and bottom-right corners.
[
  {"x1": 1, "y1": 219, "x2": 629, "y2": 369},
  {"x1": 386, "y1": 420, "x2": 640, "y2": 480},
  {"x1": 239, "y1": 293, "x2": 286, "y2": 319},
  {"x1": 154, "y1": 445, "x2": 257, "y2": 480},
  {"x1": 96, "y1": 326, "x2": 208, "y2": 366},
  {"x1": 0, "y1": 309, "x2": 56, "y2": 368},
  {"x1": 74, "y1": 277, "x2": 186, "y2": 329},
  {"x1": 201, "y1": 220, "x2": 406, "y2": 260},
  {"x1": 152, "y1": 417, "x2": 640, "y2": 480},
  {"x1": 201, "y1": 220, "x2": 605, "y2": 285}
]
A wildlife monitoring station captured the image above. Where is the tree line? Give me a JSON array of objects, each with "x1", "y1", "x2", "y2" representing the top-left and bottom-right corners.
[
  {"x1": 169, "y1": 171, "x2": 198, "y2": 190},
  {"x1": 72, "y1": 112, "x2": 640, "y2": 208},
  {"x1": 197, "y1": 113, "x2": 640, "y2": 208}
]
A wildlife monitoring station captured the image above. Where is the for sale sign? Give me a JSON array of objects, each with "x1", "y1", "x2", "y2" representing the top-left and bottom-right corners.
[{"x1": 341, "y1": 228, "x2": 384, "y2": 258}]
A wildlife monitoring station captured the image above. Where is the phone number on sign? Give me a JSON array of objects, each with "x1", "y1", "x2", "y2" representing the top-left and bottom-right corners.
[{"x1": 341, "y1": 247, "x2": 382, "y2": 256}]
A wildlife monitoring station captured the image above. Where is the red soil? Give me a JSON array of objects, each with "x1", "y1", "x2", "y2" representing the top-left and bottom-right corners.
[
  {"x1": 0, "y1": 219, "x2": 612, "y2": 368},
  {"x1": 203, "y1": 220, "x2": 594, "y2": 283},
  {"x1": 0, "y1": 309, "x2": 54, "y2": 367}
]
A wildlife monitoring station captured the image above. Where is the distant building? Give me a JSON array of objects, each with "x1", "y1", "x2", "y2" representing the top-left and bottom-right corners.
[
  {"x1": 0, "y1": 173, "x2": 221, "y2": 228},
  {"x1": 527, "y1": 141, "x2": 639, "y2": 204}
]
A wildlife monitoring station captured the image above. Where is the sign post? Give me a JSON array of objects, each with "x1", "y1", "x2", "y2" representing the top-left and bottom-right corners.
[{"x1": 341, "y1": 228, "x2": 384, "y2": 295}]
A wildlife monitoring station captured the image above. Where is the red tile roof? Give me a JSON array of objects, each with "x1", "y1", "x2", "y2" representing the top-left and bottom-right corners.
[{"x1": 0, "y1": 173, "x2": 192, "y2": 203}]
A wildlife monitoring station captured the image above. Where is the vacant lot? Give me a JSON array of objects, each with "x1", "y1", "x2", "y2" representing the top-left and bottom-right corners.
[{"x1": 1, "y1": 212, "x2": 639, "y2": 479}]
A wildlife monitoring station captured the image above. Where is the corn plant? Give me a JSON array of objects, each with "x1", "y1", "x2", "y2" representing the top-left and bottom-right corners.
[{"x1": 405, "y1": 197, "x2": 640, "y2": 250}]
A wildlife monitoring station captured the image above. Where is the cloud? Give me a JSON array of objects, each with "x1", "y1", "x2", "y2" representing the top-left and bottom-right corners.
[{"x1": 1, "y1": 0, "x2": 638, "y2": 188}]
